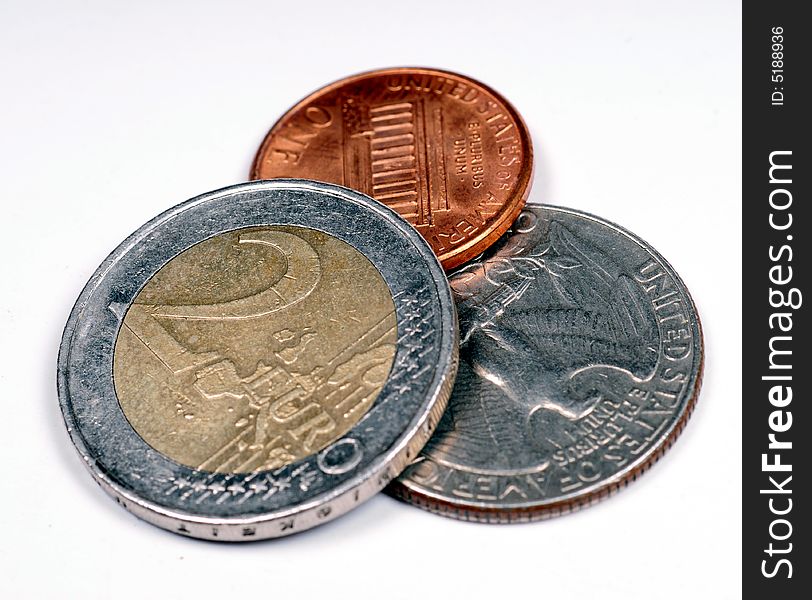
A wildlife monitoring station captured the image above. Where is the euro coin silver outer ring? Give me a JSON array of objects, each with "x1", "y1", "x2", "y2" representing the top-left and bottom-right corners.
[
  {"x1": 57, "y1": 179, "x2": 458, "y2": 541},
  {"x1": 388, "y1": 204, "x2": 703, "y2": 522}
]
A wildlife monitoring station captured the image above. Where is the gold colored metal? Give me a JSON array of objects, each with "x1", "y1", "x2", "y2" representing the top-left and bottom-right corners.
[{"x1": 113, "y1": 225, "x2": 397, "y2": 473}]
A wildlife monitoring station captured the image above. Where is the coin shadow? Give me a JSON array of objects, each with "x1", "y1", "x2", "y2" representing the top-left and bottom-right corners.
[{"x1": 144, "y1": 492, "x2": 409, "y2": 550}]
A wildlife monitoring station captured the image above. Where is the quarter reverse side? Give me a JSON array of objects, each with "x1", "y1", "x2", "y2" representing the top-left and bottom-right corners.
[{"x1": 389, "y1": 204, "x2": 703, "y2": 522}]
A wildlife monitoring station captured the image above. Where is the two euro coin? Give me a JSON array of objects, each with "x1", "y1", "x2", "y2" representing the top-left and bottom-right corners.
[{"x1": 58, "y1": 179, "x2": 458, "y2": 540}]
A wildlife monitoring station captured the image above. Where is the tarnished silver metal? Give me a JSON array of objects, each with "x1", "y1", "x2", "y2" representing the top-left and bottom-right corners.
[
  {"x1": 389, "y1": 204, "x2": 703, "y2": 522},
  {"x1": 58, "y1": 179, "x2": 458, "y2": 541}
]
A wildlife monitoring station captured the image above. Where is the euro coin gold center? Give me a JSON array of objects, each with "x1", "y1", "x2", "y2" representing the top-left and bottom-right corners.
[{"x1": 113, "y1": 225, "x2": 397, "y2": 474}]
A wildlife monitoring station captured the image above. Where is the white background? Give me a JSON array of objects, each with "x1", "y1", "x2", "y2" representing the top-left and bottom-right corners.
[{"x1": 0, "y1": 1, "x2": 741, "y2": 598}]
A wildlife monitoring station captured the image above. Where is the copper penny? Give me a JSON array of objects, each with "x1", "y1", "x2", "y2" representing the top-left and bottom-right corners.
[{"x1": 251, "y1": 67, "x2": 534, "y2": 270}]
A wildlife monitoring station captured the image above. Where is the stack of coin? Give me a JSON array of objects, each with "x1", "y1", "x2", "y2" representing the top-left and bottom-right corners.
[{"x1": 58, "y1": 68, "x2": 703, "y2": 540}]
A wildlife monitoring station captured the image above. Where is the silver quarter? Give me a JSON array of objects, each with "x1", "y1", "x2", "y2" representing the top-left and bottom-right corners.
[
  {"x1": 389, "y1": 204, "x2": 703, "y2": 521},
  {"x1": 58, "y1": 179, "x2": 458, "y2": 540}
]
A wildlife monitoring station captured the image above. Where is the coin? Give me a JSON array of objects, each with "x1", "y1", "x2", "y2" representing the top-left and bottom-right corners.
[
  {"x1": 251, "y1": 67, "x2": 534, "y2": 270},
  {"x1": 388, "y1": 204, "x2": 703, "y2": 522},
  {"x1": 58, "y1": 179, "x2": 458, "y2": 540}
]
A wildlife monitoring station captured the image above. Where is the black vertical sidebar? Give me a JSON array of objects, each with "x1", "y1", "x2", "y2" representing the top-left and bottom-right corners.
[{"x1": 743, "y1": 2, "x2": 807, "y2": 597}]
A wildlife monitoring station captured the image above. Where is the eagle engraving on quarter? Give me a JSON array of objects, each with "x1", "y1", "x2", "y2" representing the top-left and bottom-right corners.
[
  {"x1": 390, "y1": 205, "x2": 703, "y2": 521},
  {"x1": 435, "y1": 218, "x2": 660, "y2": 472}
]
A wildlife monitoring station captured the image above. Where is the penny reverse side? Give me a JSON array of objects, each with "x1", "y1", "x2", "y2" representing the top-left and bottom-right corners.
[
  {"x1": 389, "y1": 204, "x2": 703, "y2": 522},
  {"x1": 251, "y1": 67, "x2": 534, "y2": 270}
]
